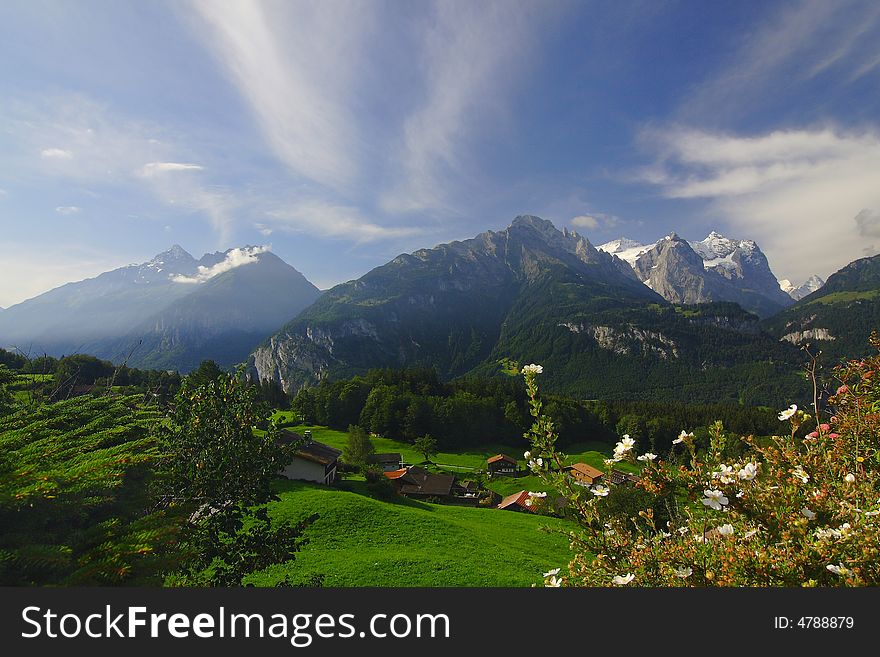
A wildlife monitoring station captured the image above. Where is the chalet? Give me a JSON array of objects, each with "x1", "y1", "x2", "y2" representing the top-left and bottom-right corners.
[
  {"x1": 366, "y1": 453, "x2": 403, "y2": 472},
  {"x1": 278, "y1": 430, "x2": 342, "y2": 485},
  {"x1": 497, "y1": 490, "x2": 535, "y2": 513},
  {"x1": 565, "y1": 463, "x2": 604, "y2": 487},
  {"x1": 487, "y1": 454, "x2": 518, "y2": 476},
  {"x1": 385, "y1": 465, "x2": 455, "y2": 499}
]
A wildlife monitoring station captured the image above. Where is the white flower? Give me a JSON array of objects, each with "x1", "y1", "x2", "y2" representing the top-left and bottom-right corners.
[
  {"x1": 792, "y1": 467, "x2": 810, "y2": 483},
  {"x1": 637, "y1": 452, "x2": 657, "y2": 462},
  {"x1": 815, "y1": 528, "x2": 838, "y2": 541},
  {"x1": 736, "y1": 490, "x2": 745, "y2": 498},
  {"x1": 713, "y1": 464, "x2": 736, "y2": 484},
  {"x1": 612, "y1": 573, "x2": 635, "y2": 585},
  {"x1": 717, "y1": 524, "x2": 734, "y2": 536},
  {"x1": 864, "y1": 510, "x2": 880, "y2": 517},
  {"x1": 778, "y1": 404, "x2": 798, "y2": 421},
  {"x1": 838, "y1": 522, "x2": 852, "y2": 537},
  {"x1": 844, "y1": 473, "x2": 856, "y2": 484},
  {"x1": 524, "y1": 498, "x2": 533, "y2": 507},
  {"x1": 543, "y1": 567, "x2": 561, "y2": 578},
  {"x1": 523, "y1": 451, "x2": 531, "y2": 460},
  {"x1": 701, "y1": 489, "x2": 729, "y2": 511},
  {"x1": 521, "y1": 363, "x2": 543, "y2": 375},
  {"x1": 677, "y1": 527, "x2": 689, "y2": 535},
  {"x1": 603, "y1": 458, "x2": 616, "y2": 466},
  {"x1": 528, "y1": 491, "x2": 547, "y2": 498},
  {"x1": 743, "y1": 529, "x2": 759, "y2": 539},
  {"x1": 738, "y1": 462, "x2": 758, "y2": 481},
  {"x1": 614, "y1": 436, "x2": 636, "y2": 457},
  {"x1": 826, "y1": 563, "x2": 851, "y2": 576},
  {"x1": 801, "y1": 507, "x2": 817, "y2": 520},
  {"x1": 673, "y1": 567, "x2": 692, "y2": 579},
  {"x1": 673, "y1": 430, "x2": 694, "y2": 444},
  {"x1": 591, "y1": 485, "x2": 610, "y2": 497},
  {"x1": 545, "y1": 575, "x2": 562, "y2": 587}
]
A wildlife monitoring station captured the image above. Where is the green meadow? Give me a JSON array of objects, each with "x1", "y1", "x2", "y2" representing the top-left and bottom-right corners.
[{"x1": 248, "y1": 478, "x2": 575, "y2": 587}]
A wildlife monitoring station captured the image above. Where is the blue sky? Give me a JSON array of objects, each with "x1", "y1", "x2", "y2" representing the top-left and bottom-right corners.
[{"x1": 2, "y1": 0, "x2": 880, "y2": 307}]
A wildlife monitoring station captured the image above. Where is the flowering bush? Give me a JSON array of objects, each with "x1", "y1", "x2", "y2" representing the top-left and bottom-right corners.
[{"x1": 521, "y1": 347, "x2": 880, "y2": 587}]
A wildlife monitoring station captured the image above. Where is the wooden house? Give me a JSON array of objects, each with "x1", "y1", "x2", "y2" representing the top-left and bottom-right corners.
[
  {"x1": 366, "y1": 453, "x2": 403, "y2": 472},
  {"x1": 497, "y1": 490, "x2": 536, "y2": 513},
  {"x1": 487, "y1": 454, "x2": 518, "y2": 476},
  {"x1": 278, "y1": 430, "x2": 342, "y2": 485},
  {"x1": 384, "y1": 465, "x2": 455, "y2": 500},
  {"x1": 564, "y1": 463, "x2": 604, "y2": 487}
]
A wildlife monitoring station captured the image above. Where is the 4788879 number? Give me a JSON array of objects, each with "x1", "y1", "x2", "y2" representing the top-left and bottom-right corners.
[{"x1": 775, "y1": 616, "x2": 855, "y2": 629}]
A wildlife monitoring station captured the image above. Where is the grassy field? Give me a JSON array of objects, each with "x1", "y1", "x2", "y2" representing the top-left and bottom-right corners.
[
  {"x1": 272, "y1": 413, "x2": 638, "y2": 473},
  {"x1": 269, "y1": 416, "x2": 638, "y2": 501},
  {"x1": 247, "y1": 478, "x2": 575, "y2": 587}
]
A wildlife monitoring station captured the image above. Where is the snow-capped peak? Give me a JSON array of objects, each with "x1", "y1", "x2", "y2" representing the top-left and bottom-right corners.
[
  {"x1": 781, "y1": 274, "x2": 825, "y2": 300},
  {"x1": 597, "y1": 237, "x2": 655, "y2": 267}
]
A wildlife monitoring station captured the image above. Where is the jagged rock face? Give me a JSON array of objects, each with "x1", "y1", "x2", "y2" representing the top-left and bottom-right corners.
[
  {"x1": 627, "y1": 234, "x2": 792, "y2": 317},
  {"x1": 250, "y1": 215, "x2": 663, "y2": 392},
  {"x1": 558, "y1": 321, "x2": 679, "y2": 359},
  {"x1": 633, "y1": 234, "x2": 710, "y2": 304},
  {"x1": 601, "y1": 231, "x2": 794, "y2": 317},
  {"x1": 781, "y1": 328, "x2": 836, "y2": 344}
]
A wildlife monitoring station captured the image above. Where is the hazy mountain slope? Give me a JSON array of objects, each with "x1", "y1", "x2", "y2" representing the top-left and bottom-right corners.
[
  {"x1": 0, "y1": 246, "x2": 321, "y2": 372},
  {"x1": 114, "y1": 251, "x2": 321, "y2": 371},
  {"x1": 0, "y1": 246, "x2": 199, "y2": 353}
]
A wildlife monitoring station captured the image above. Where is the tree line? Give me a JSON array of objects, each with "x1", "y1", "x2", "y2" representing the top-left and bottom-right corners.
[{"x1": 290, "y1": 367, "x2": 784, "y2": 454}]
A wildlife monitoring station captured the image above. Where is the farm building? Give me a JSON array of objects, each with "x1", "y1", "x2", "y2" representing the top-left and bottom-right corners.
[
  {"x1": 385, "y1": 465, "x2": 456, "y2": 499},
  {"x1": 487, "y1": 454, "x2": 518, "y2": 476},
  {"x1": 564, "y1": 463, "x2": 604, "y2": 487},
  {"x1": 607, "y1": 469, "x2": 641, "y2": 486},
  {"x1": 279, "y1": 430, "x2": 342, "y2": 485},
  {"x1": 497, "y1": 490, "x2": 535, "y2": 513},
  {"x1": 366, "y1": 453, "x2": 403, "y2": 471}
]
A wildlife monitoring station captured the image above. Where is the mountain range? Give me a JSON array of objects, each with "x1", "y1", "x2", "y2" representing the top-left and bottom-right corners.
[
  {"x1": 3, "y1": 215, "x2": 877, "y2": 406},
  {"x1": 598, "y1": 232, "x2": 810, "y2": 316},
  {"x1": 0, "y1": 245, "x2": 320, "y2": 371},
  {"x1": 249, "y1": 216, "x2": 807, "y2": 404}
]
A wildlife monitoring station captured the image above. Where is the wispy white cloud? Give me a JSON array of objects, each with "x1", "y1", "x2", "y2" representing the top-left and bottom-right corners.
[
  {"x1": 55, "y1": 205, "x2": 81, "y2": 215},
  {"x1": 139, "y1": 162, "x2": 204, "y2": 177},
  {"x1": 265, "y1": 199, "x2": 423, "y2": 243},
  {"x1": 640, "y1": 126, "x2": 880, "y2": 282},
  {"x1": 380, "y1": 1, "x2": 551, "y2": 214},
  {"x1": 186, "y1": 0, "x2": 372, "y2": 191},
  {"x1": 679, "y1": 0, "x2": 880, "y2": 123},
  {"x1": 172, "y1": 245, "x2": 270, "y2": 284},
  {"x1": 40, "y1": 148, "x2": 73, "y2": 160}
]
